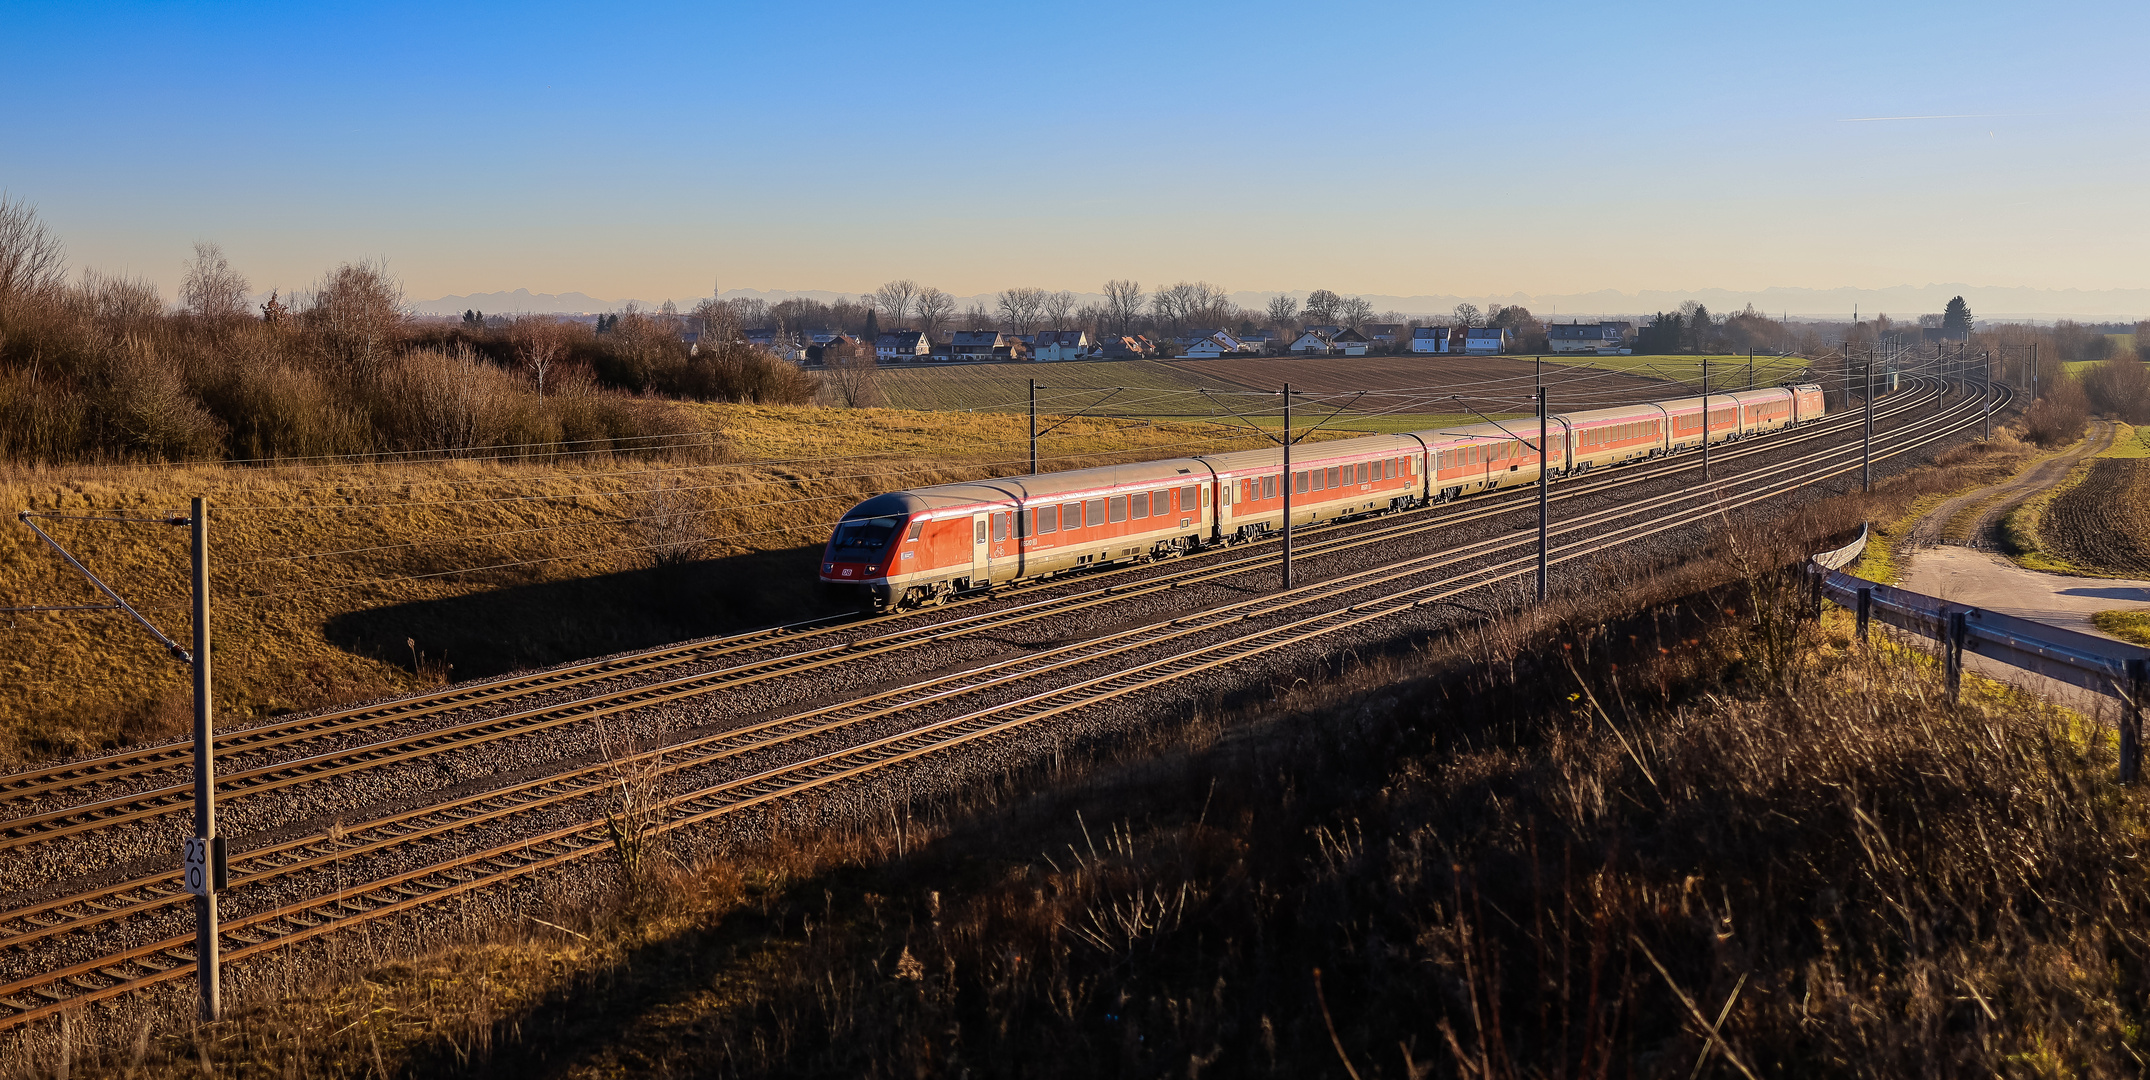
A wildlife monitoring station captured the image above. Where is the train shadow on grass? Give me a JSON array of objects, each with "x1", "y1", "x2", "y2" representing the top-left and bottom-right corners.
[{"x1": 323, "y1": 543, "x2": 858, "y2": 682}]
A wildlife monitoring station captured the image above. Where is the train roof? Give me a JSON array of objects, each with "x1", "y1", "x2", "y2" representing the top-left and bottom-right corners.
[
  {"x1": 1195, "y1": 432, "x2": 1424, "y2": 474},
  {"x1": 843, "y1": 457, "x2": 1212, "y2": 520}
]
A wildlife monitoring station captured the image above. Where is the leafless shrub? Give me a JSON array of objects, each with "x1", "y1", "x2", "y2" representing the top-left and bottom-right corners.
[
  {"x1": 301, "y1": 258, "x2": 406, "y2": 378},
  {"x1": 637, "y1": 482, "x2": 706, "y2": 568},
  {"x1": 2081, "y1": 355, "x2": 2150, "y2": 422},
  {"x1": 2022, "y1": 375, "x2": 2090, "y2": 446},
  {"x1": 818, "y1": 340, "x2": 879, "y2": 408},
  {"x1": 0, "y1": 193, "x2": 66, "y2": 319},
  {"x1": 179, "y1": 241, "x2": 250, "y2": 322},
  {"x1": 96, "y1": 335, "x2": 226, "y2": 460}
]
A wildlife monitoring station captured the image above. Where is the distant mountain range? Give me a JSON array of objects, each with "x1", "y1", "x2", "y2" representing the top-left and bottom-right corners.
[{"x1": 407, "y1": 284, "x2": 2150, "y2": 323}]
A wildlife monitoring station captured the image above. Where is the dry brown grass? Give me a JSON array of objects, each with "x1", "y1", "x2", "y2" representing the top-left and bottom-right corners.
[
  {"x1": 29, "y1": 511, "x2": 2150, "y2": 1078},
  {"x1": 0, "y1": 405, "x2": 1292, "y2": 764}
]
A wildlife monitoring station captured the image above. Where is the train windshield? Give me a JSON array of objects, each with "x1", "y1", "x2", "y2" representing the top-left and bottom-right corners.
[{"x1": 829, "y1": 515, "x2": 903, "y2": 554}]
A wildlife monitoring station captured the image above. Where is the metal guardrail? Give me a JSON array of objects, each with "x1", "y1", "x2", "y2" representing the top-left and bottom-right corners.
[{"x1": 1806, "y1": 528, "x2": 2148, "y2": 781}]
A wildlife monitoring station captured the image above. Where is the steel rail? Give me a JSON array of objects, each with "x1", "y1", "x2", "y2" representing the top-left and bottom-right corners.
[
  {"x1": 0, "y1": 383, "x2": 1953, "y2": 856},
  {"x1": 0, "y1": 379, "x2": 1944, "y2": 816},
  {"x1": 0, "y1": 375, "x2": 1996, "y2": 1031},
  {"x1": 8, "y1": 399, "x2": 1968, "y2": 956}
]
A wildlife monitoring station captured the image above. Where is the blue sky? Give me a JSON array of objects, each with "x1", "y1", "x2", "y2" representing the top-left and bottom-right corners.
[{"x1": 4, "y1": 0, "x2": 2145, "y2": 306}]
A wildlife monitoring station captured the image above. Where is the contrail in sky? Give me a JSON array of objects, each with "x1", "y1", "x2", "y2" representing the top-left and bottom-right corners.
[{"x1": 1836, "y1": 114, "x2": 2001, "y2": 122}]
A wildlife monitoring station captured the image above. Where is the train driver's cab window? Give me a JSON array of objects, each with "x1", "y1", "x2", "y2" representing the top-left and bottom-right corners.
[
  {"x1": 833, "y1": 516, "x2": 902, "y2": 554},
  {"x1": 906, "y1": 521, "x2": 924, "y2": 541}
]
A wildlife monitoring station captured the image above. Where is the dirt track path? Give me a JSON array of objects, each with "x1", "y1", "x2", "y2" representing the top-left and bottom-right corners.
[
  {"x1": 1900, "y1": 420, "x2": 2150, "y2": 646},
  {"x1": 1903, "y1": 419, "x2": 2117, "y2": 551}
]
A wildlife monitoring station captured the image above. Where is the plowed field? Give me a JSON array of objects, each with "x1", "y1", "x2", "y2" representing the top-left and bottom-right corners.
[{"x1": 2039, "y1": 458, "x2": 2150, "y2": 575}]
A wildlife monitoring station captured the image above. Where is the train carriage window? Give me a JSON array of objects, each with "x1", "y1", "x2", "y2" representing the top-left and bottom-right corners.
[
  {"x1": 1295, "y1": 471, "x2": 1308, "y2": 494},
  {"x1": 1326, "y1": 466, "x2": 1338, "y2": 488},
  {"x1": 1384, "y1": 458, "x2": 1394, "y2": 479},
  {"x1": 976, "y1": 519, "x2": 988, "y2": 543},
  {"x1": 1085, "y1": 499, "x2": 1105, "y2": 527},
  {"x1": 1182, "y1": 485, "x2": 1200, "y2": 512},
  {"x1": 992, "y1": 514, "x2": 1009, "y2": 542},
  {"x1": 1264, "y1": 476, "x2": 1277, "y2": 500},
  {"x1": 1037, "y1": 505, "x2": 1058, "y2": 534},
  {"x1": 1109, "y1": 495, "x2": 1128, "y2": 523},
  {"x1": 1130, "y1": 492, "x2": 1149, "y2": 520}
]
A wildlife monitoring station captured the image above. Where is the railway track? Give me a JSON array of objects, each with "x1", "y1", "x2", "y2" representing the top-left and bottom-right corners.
[
  {"x1": 0, "y1": 380, "x2": 1951, "y2": 830},
  {"x1": 0, "y1": 378, "x2": 2001, "y2": 1030},
  {"x1": 0, "y1": 383, "x2": 1949, "y2": 861}
]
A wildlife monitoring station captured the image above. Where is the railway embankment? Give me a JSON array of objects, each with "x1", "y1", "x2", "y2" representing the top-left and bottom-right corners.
[
  {"x1": 4, "y1": 382, "x2": 2098, "y2": 1075},
  {"x1": 0, "y1": 405, "x2": 1291, "y2": 765},
  {"x1": 59, "y1": 517, "x2": 2148, "y2": 1077}
]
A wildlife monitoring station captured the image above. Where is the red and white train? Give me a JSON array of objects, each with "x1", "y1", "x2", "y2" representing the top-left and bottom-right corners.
[{"x1": 822, "y1": 383, "x2": 1825, "y2": 611}]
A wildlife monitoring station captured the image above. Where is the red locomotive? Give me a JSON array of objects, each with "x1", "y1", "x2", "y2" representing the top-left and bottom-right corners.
[{"x1": 822, "y1": 384, "x2": 1825, "y2": 611}]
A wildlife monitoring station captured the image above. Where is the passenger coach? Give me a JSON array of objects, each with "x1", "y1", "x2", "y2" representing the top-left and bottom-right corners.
[{"x1": 821, "y1": 382, "x2": 1826, "y2": 610}]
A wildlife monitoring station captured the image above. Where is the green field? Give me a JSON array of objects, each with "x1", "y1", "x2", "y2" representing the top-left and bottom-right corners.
[
  {"x1": 1543, "y1": 353, "x2": 1814, "y2": 390},
  {"x1": 871, "y1": 359, "x2": 1510, "y2": 436}
]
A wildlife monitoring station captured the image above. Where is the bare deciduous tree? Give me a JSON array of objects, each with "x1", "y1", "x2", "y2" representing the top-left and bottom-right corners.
[
  {"x1": 1453, "y1": 303, "x2": 1483, "y2": 327},
  {"x1": 511, "y1": 316, "x2": 567, "y2": 399},
  {"x1": 1337, "y1": 295, "x2": 1374, "y2": 330},
  {"x1": 819, "y1": 338, "x2": 882, "y2": 408},
  {"x1": 996, "y1": 287, "x2": 1047, "y2": 336},
  {"x1": 1042, "y1": 289, "x2": 1076, "y2": 330},
  {"x1": 1266, "y1": 294, "x2": 1299, "y2": 325},
  {"x1": 180, "y1": 241, "x2": 250, "y2": 321},
  {"x1": 1303, "y1": 290, "x2": 1342, "y2": 324},
  {"x1": 873, "y1": 280, "x2": 920, "y2": 325},
  {"x1": 961, "y1": 302, "x2": 994, "y2": 332},
  {"x1": 302, "y1": 259, "x2": 407, "y2": 377},
  {"x1": 0, "y1": 194, "x2": 66, "y2": 317},
  {"x1": 915, "y1": 287, "x2": 954, "y2": 341},
  {"x1": 1102, "y1": 279, "x2": 1144, "y2": 336}
]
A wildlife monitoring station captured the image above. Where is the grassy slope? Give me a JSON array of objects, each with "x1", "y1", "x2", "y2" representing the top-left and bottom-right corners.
[
  {"x1": 0, "y1": 405, "x2": 1297, "y2": 764},
  {"x1": 81, "y1": 561, "x2": 2150, "y2": 1078}
]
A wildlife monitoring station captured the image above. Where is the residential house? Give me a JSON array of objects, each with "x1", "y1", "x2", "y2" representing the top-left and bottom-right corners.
[
  {"x1": 1239, "y1": 331, "x2": 1276, "y2": 353},
  {"x1": 1289, "y1": 330, "x2": 1336, "y2": 354},
  {"x1": 808, "y1": 329, "x2": 846, "y2": 347},
  {"x1": 806, "y1": 332, "x2": 857, "y2": 364},
  {"x1": 1032, "y1": 329, "x2": 1091, "y2": 362},
  {"x1": 1303, "y1": 324, "x2": 1342, "y2": 338},
  {"x1": 1410, "y1": 326, "x2": 1457, "y2": 354},
  {"x1": 1362, "y1": 323, "x2": 1407, "y2": 349},
  {"x1": 1463, "y1": 327, "x2": 1511, "y2": 354},
  {"x1": 950, "y1": 330, "x2": 1006, "y2": 361},
  {"x1": 1547, "y1": 322, "x2": 1628, "y2": 354},
  {"x1": 680, "y1": 330, "x2": 701, "y2": 355},
  {"x1": 1181, "y1": 331, "x2": 1242, "y2": 359},
  {"x1": 875, "y1": 330, "x2": 930, "y2": 362},
  {"x1": 1331, "y1": 328, "x2": 1371, "y2": 356},
  {"x1": 1090, "y1": 334, "x2": 1154, "y2": 359},
  {"x1": 744, "y1": 328, "x2": 786, "y2": 349}
]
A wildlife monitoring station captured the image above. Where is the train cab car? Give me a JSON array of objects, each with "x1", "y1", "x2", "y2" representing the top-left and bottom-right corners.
[
  {"x1": 821, "y1": 457, "x2": 1215, "y2": 611},
  {"x1": 1552, "y1": 405, "x2": 1668, "y2": 475},
  {"x1": 1417, "y1": 421, "x2": 1559, "y2": 501},
  {"x1": 1198, "y1": 433, "x2": 1425, "y2": 539},
  {"x1": 1787, "y1": 383, "x2": 1826, "y2": 423}
]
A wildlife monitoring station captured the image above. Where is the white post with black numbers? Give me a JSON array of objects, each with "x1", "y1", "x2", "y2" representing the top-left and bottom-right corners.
[{"x1": 189, "y1": 497, "x2": 221, "y2": 1021}]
